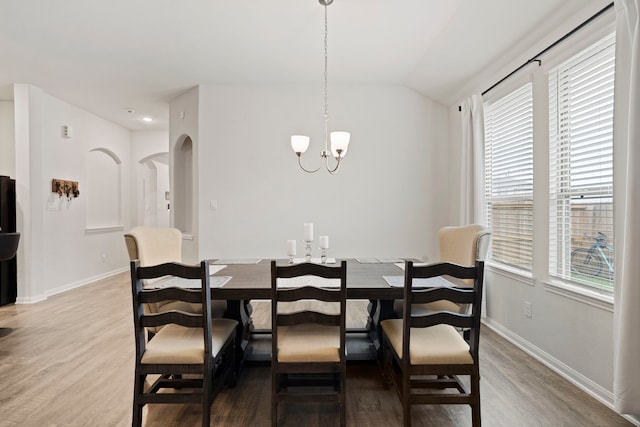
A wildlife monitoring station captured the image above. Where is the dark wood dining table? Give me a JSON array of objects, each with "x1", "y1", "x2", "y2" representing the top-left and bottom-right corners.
[{"x1": 209, "y1": 259, "x2": 408, "y2": 368}]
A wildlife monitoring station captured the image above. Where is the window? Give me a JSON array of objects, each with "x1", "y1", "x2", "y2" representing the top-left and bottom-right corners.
[
  {"x1": 484, "y1": 83, "x2": 534, "y2": 271},
  {"x1": 548, "y1": 32, "x2": 615, "y2": 290}
]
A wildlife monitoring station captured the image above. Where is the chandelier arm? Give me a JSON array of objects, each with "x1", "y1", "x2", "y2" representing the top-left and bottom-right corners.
[
  {"x1": 297, "y1": 154, "x2": 322, "y2": 173},
  {"x1": 325, "y1": 155, "x2": 342, "y2": 174}
]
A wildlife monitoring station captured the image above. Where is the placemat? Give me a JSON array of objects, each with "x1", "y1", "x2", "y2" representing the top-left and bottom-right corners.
[{"x1": 277, "y1": 275, "x2": 341, "y2": 288}]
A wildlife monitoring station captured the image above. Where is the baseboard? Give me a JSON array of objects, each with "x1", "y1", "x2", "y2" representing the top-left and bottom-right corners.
[
  {"x1": 481, "y1": 317, "x2": 640, "y2": 426},
  {"x1": 15, "y1": 267, "x2": 129, "y2": 304},
  {"x1": 15, "y1": 294, "x2": 47, "y2": 304}
]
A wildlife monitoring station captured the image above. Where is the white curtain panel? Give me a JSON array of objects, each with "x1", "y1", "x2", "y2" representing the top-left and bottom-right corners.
[
  {"x1": 459, "y1": 94, "x2": 485, "y2": 226},
  {"x1": 613, "y1": 0, "x2": 640, "y2": 415}
]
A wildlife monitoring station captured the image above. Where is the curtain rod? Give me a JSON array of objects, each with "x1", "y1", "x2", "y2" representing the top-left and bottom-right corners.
[{"x1": 458, "y1": 1, "x2": 614, "y2": 111}]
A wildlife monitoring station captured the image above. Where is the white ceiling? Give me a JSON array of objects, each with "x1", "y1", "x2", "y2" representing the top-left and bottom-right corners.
[{"x1": 0, "y1": 0, "x2": 610, "y2": 131}]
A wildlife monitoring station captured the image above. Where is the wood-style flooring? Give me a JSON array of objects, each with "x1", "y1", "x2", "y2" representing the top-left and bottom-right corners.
[{"x1": 0, "y1": 271, "x2": 633, "y2": 426}]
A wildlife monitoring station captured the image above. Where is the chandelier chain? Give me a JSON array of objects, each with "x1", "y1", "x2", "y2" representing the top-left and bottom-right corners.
[{"x1": 324, "y1": 2, "x2": 328, "y2": 121}]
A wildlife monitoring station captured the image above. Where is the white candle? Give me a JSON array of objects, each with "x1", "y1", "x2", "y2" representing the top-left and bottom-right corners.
[
  {"x1": 287, "y1": 240, "x2": 296, "y2": 256},
  {"x1": 319, "y1": 235, "x2": 329, "y2": 249},
  {"x1": 304, "y1": 223, "x2": 314, "y2": 242}
]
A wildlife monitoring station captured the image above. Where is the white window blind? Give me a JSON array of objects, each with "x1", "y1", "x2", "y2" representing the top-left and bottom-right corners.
[
  {"x1": 484, "y1": 83, "x2": 534, "y2": 271},
  {"x1": 548, "y1": 32, "x2": 615, "y2": 290}
]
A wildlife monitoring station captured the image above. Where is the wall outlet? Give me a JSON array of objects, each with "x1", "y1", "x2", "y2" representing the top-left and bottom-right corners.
[
  {"x1": 524, "y1": 301, "x2": 533, "y2": 318},
  {"x1": 101, "y1": 254, "x2": 107, "y2": 263}
]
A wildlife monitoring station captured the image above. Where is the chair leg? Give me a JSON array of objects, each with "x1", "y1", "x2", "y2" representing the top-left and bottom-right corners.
[
  {"x1": 202, "y1": 369, "x2": 212, "y2": 427},
  {"x1": 382, "y1": 340, "x2": 392, "y2": 389},
  {"x1": 340, "y1": 369, "x2": 346, "y2": 427},
  {"x1": 402, "y1": 373, "x2": 411, "y2": 427},
  {"x1": 132, "y1": 373, "x2": 144, "y2": 427},
  {"x1": 471, "y1": 373, "x2": 481, "y2": 427},
  {"x1": 271, "y1": 370, "x2": 278, "y2": 427},
  {"x1": 226, "y1": 339, "x2": 238, "y2": 388}
]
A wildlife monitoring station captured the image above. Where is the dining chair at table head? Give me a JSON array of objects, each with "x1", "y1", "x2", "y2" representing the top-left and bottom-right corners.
[
  {"x1": 124, "y1": 226, "x2": 226, "y2": 333},
  {"x1": 395, "y1": 224, "x2": 490, "y2": 317},
  {"x1": 130, "y1": 260, "x2": 237, "y2": 427},
  {"x1": 270, "y1": 260, "x2": 347, "y2": 427},
  {"x1": 381, "y1": 260, "x2": 485, "y2": 427}
]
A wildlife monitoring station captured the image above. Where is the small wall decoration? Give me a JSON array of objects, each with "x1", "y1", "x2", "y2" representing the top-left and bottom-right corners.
[{"x1": 52, "y1": 179, "x2": 80, "y2": 200}]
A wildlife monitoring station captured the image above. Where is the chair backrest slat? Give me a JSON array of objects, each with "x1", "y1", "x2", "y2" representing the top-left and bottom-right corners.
[
  {"x1": 275, "y1": 262, "x2": 344, "y2": 279},
  {"x1": 140, "y1": 287, "x2": 203, "y2": 304},
  {"x1": 408, "y1": 262, "x2": 478, "y2": 281},
  {"x1": 276, "y1": 285, "x2": 342, "y2": 302},
  {"x1": 136, "y1": 261, "x2": 204, "y2": 280},
  {"x1": 141, "y1": 311, "x2": 203, "y2": 329},
  {"x1": 409, "y1": 312, "x2": 474, "y2": 329},
  {"x1": 278, "y1": 311, "x2": 342, "y2": 327},
  {"x1": 410, "y1": 286, "x2": 476, "y2": 305}
]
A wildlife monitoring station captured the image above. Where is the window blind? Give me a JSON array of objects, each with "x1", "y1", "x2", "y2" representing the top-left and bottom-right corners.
[
  {"x1": 484, "y1": 83, "x2": 534, "y2": 271},
  {"x1": 548, "y1": 32, "x2": 615, "y2": 290}
]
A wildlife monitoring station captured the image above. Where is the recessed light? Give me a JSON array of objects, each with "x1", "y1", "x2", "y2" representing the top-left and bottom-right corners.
[{"x1": 142, "y1": 117, "x2": 153, "y2": 123}]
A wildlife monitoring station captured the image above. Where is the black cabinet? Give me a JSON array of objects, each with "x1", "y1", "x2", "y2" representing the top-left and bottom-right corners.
[{"x1": 0, "y1": 175, "x2": 17, "y2": 306}]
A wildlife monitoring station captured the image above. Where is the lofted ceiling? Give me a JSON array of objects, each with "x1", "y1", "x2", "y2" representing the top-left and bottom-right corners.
[{"x1": 0, "y1": 0, "x2": 610, "y2": 131}]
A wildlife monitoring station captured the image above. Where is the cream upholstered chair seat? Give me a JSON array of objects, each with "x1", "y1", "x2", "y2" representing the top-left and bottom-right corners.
[
  {"x1": 380, "y1": 321, "x2": 472, "y2": 365},
  {"x1": 142, "y1": 319, "x2": 238, "y2": 365},
  {"x1": 276, "y1": 324, "x2": 341, "y2": 363}
]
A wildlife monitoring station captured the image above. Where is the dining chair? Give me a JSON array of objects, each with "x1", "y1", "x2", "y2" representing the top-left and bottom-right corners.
[
  {"x1": 130, "y1": 260, "x2": 237, "y2": 427},
  {"x1": 271, "y1": 260, "x2": 347, "y2": 427},
  {"x1": 124, "y1": 226, "x2": 226, "y2": 337},
  {"x1": 395, "y1": 224, "x2": 490, "y2": 317},
  {"x1": 381, "y1": 260, "x2": 484, "y2": 427}
]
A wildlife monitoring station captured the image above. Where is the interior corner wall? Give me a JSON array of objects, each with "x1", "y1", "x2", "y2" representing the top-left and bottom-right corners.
[
  {"x1": 189, "y1": 84, "x2": 450, "y2": 261},
  {"x1": 13, "y1": 84, "x2": 45, "y2": 301},
  {"x1": 14, "y1": 84, "x2": 132, "y2": 302},
  {"x1": 447, "y1": 105, "x2": 463, "y2": 222},
  {"x1": 0, "y1": 101, "x2": 15, "y2": 177},
  {"x1": 169, "y1": 87, "x2": 199, "y2": 264}
]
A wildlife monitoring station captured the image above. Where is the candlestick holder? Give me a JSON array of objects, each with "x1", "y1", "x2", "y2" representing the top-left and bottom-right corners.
[
  {"x1": 305, "y1": 240, "x2": 312, "y2": 262},
  {"x1": 320, "y1": 248, "x2": 327, "y2": 264}
]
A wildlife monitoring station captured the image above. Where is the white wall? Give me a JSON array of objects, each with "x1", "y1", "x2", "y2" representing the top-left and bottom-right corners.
[
  {"x1": 171, "y1": 84, "x2": 450, "y2": 262},
  {"x1": 0, "y1": 101, "x2": 15, "y2": 177},
  {"x1": 13, "y1": 85, "x2": 132, "y2": 301}
]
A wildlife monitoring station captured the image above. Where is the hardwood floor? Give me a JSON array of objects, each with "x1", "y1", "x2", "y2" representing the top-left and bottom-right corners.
[{"x1": 0, "y1": 271, "x2": 632, "y2": 427}]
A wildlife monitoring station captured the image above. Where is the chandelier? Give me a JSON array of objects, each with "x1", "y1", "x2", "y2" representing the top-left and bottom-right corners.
[{"x1": 291, "y1": 0, "x2": 350, "y2": 174}]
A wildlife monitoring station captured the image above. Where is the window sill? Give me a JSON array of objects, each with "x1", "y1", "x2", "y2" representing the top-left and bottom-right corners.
[
  {"x1": 485, "y1": 262, "x2": 535, "y2": 286},
  {"x1": 543, "y1": 279, "x2": 613, "y2": 312},
  {"x1": 85, "y1": 225, "x2": 124, "y2": 233}
]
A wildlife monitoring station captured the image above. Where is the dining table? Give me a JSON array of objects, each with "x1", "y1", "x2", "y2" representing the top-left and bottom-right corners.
[{"x1": 207, "y1": 258, "x2": 412, "y2": 369}]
